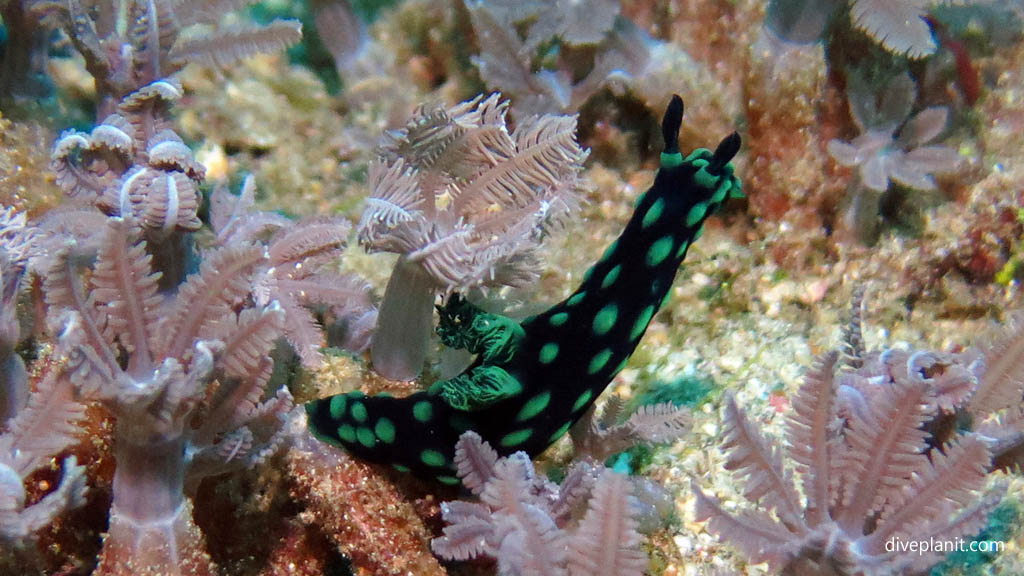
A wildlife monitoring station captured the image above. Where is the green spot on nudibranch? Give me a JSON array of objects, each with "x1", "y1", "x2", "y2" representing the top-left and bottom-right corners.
[
  {"x1": 337, "y1": 424, "x2": 356, "y2": 443},
  {"x1": 631, "y1": 305, "x2": 656, "y2": 340},
  {"x1": 393, "y1": 464, "x2": 410, "y2": 473},
  {"x1": 601, "y1": 265, "x2": 621, "y2": 289},
  {"x1": 642, "y1": 198, "x2": 664, "y2": 229},
  {"x1": 375, "y1": 418, "x2": 396, "y2": 443},
  {"x1": 350, "y1": 401, "x2": 368, "y2": 422},
  {"x1": 517, "y1": 391, "x2": 551, "y2": 421},
  {"x1": 661, "y1": 289, "x2": 673, "y2": 309},
  {"x1": 660, "y1": 151, "x2": 683, "y2": 168},
  {"x1": 356, "y1": 426, "x2": 375, "y2": 448},
  {"x1": 646, "y1": 236, "x2": 674, "y2": 267},
  {"x1": 686, "y1": 149, "x2": 707, "y2": 162},
  {"x1": 687, "y1": 202, "x2": 708, "y2": 227},
  {"x1": 588, "y1": 348, "x2": 612, "y2": 375},
  {"x1": 329, "y1": 395, "x2": 347, "y2": 419},
  {"x1": 694, "y1": 167, "x2": 717, "y2": 191},
  {"x1": 675, "y1": 239, "x2": 690, "y2": 259},
  {"x1": 539, "y1": 342, "x2": 559, "y2": 364},
  {"x1": 437, "y1": 476, "x2": 460, "y2": 486},
  {"x1": 421, "y1": 450, "x2": 446, "y2": 467},
  {"x1": 572, "y1": 390, "x2": 593, "y2": 412},
  {"x1": 549, "y1": 312, "x2": 569, "y2": 327},
  {"x1": 593, "y1": 304, "x2": 618, "y2": 335},
  {"x1": 413, "y1": 400, "x2": 433, "y2": 422},
  {"x1": 548, "y1": 421, "x2": 573, "y2": 443},
  {"x1": 500, "y1": 428, "x2": 533, "y2": 447},
  {"x1": 567, "y1": 292, "x2": 586, "y2": 306},
  {"x1": 712, "y1": 180, "x2": 730, "y2": 203}
]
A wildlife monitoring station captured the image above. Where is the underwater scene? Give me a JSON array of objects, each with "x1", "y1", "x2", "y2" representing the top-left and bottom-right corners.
[{"x1": 2, "y1": 0, "x2": 1024, "y2": 574}]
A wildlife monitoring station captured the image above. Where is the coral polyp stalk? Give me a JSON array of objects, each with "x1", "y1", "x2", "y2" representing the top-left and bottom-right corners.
[
  {"x1": 370, "y1": 256, "x2": 436, "y2": 381},
  {"x1": 97, "y1": 435, "x2": 215, "y2": 576}
]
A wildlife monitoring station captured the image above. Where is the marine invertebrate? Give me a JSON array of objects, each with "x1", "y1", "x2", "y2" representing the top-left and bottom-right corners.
[
  {"x1": 568, "y1": 394, "x2": 692, "y2": 463},
  {"x1": 766, "y1": 0, "x2": 987, "y2": 58},
  {"x1": 210, "y1": 175, "x2": 376, "y2": 367},
  {"x1": 432, "y1": 431, "x2": 648, "y2": 576},
  {"x1": 466, "y1": 0, "x2": 651, "y2": 115},
  {"x1": 0, "y1": 339, "x2": 88, "y2": 545},
  {"x1": 51, "y1": 79, "x2": 205, "y2": 239},
  {"x1": 694, "y1": 342, "x2": 1003, "y2": 574},
  {"x1": 27, "y1": 0, "x2": 302, "y2": 116},
  {"x1": 849, "y1": 0, "x2": 964, "y2": 58},
  {"x1": 828, "y1": 97, "x2": 960, "y2": 193},
  {"x1": 827, "y1": 71, "x2": 961, "y2": 241},
  {"x1": 357, "y1": 92, "x2": 587, "y2": 381},
  {"x1": 308, "y1": 95, "x2": 742, "y2": 483},
  {"x1": 49, "y1": 77, "x2": 211, "y2": 292},
  {"x1": 0, "y1": 207, "x2": 40, "y2": 421},
  {"x1": 44, "y1": 216, "x2": 295, "y2": 574},
  {"x1": 1, "y1": 77, "x2": 373, "y2": 572}
]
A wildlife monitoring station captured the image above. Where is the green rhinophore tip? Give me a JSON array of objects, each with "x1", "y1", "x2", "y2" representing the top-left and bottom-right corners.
[{"x1": 660, "y1": 151, "x2": 684, "y2": 169}]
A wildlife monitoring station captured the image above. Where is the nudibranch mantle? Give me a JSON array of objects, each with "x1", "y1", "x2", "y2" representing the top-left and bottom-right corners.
[{"x1": 307, "y1": 95, "x2": 741, "y2": 484}]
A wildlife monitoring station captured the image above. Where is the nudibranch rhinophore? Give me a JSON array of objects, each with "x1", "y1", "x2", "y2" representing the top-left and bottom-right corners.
[{"x1": 307, "y1": 95, "x2": 742, "y2": 485}]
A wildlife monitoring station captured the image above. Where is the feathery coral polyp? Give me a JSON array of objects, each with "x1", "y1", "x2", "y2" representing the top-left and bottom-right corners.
[
  {"x1": 43, "y1": 218, "x2": 294, "y2": 575},
  {"x1": 358, "y1": 92, "x2": 587, "y2": 381},
  {"x1": 694, "y1": 346, "x2": 1001, "y2": 575},
  {"x1": 432, "y1": 431, "x2": 649, "y2": 576}
]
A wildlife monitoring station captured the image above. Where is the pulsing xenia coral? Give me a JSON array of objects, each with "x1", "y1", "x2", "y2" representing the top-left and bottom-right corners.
[
  {"x1": 21, "y1": 16, "x2": 368, "y2": 570},
  {"x1": 51, "y1": 78, "x2": 205, "y2": 242},
  {"x1": 465, "y1": 0, "x2": 651, "y2": 114},
  {"x1": 27, "y1": 0, "x2": 302, "y2": 115},
  {"x1": 0, "y1": 208, "x2": 89, "y2": 545},
  {"x1": 849, "y1": 0, "x2": 978, "y2": 58},
  {"x1": 826, "y1": 70, "x2": 962, "y2": 240},
  {"x1": 0, "y1": 208, "x2": 39, "y2": 422},
  {"x1": 693, "y1": 298, "x2": 1006, "y2": 575},
  {"x1": 767, "y1": 0, "x2": 988, "y2": 58},
  {"x1": 927, "y1": 314, "x2": 1024, "y2": 474},
  {"x1": 827, "y1": 72, "x2": 961, "y2": 194},
  {"x1": 432, "y1": 431, "x2": 649, "y2": 576},
  {"x1": 43, "y1": 214, "x2": 296, "y2": 575},
  {"x1": 209, "y1": 175, "x2": 376, "y2": 367},
  {"x1": 308, "y1": 95, "x2": 742, "y2": 484},
  {"x1": 357, "y1": 92, "x2": 589, "y2": 381},
  {"x1": 568, "y1": 394, "x2": 691, "y2": 463}
]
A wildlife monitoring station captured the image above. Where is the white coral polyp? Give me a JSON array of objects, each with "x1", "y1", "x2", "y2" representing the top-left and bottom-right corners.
[{"x1": 0, "y1": 462, "x2": 26, "y2": 512}]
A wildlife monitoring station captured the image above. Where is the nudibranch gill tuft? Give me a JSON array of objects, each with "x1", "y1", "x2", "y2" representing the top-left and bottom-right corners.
[{"x1": 306, "y1": 95, "x2": 742, "y2": 484}]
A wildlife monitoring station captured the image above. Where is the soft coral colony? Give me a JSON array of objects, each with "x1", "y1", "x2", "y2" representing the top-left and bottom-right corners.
[
  {"x1": 2, "y1": 72, "x2": 732, "y2": 574},
  {"x1": 0, "y1": 0, "x2": 728, "y2": 573},
  {"x1": 2, "y1": 2, "x2": 1024, "y2": 576}
]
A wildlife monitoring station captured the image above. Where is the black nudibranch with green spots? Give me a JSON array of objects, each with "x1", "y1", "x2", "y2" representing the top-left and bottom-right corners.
[{"x1": 306, "y1": 95, "x2": 742, "y2": 484}]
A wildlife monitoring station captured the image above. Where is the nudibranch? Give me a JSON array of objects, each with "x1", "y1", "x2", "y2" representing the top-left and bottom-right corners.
[{"x1": 307, "y1": 96, "x2": 742, "y2": 484}]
